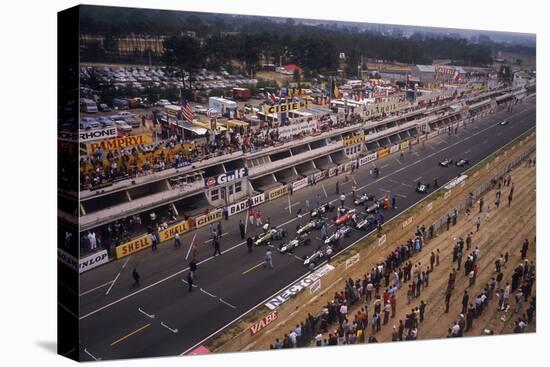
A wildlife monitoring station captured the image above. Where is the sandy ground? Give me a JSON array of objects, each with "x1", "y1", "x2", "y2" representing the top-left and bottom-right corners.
[{"x1": 213, "y1": 132, "x2": 535, "y2": 352}]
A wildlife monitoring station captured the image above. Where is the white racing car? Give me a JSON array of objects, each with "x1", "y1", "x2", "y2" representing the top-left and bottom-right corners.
[
  {"x1": 253, "y1": 228, "x2": 287, "y2": 246},
  {"x1": 310, "y1": 203, "x2": 335, "y2": 218},
  {"x1": 324, "y1": 225, "x2": 351, "y2": 245},
  {"x1": 278, "y1": 233, "x2": 312, "y2": 254},
  {"x1": 296, "y1": 218, "x2": 324, "y2": 236},
  {"x1": 303, "y1": 245, "x2": 334, "y2": 267},
  {"x1": 439, "y1": 158, "x2": 453, "y2": 167},
  {"x1": 354, "y1": 193, "x2": 375, "y2": 205}
]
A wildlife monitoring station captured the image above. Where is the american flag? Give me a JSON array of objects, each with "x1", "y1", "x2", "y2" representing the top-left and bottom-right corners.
[{"x1": 180, "y1": 91, "x2": 194, "y2": 122}]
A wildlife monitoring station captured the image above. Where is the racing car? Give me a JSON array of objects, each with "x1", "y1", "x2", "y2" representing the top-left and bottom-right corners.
[
  {"x1": 296, "y1": 218, "x2": 324, "y2": 236},
  {"x1": 416, "y1": 181, "x2": 430, "y2": 194},
  {"x1": 355, "y1": 214, "x2": 378, "y2": 231},
  {"x1": 365, "y1": 200, "x2": 381, "y2": 215},
  {"x1": 253, "y1": 228, "x2": 287, "y2": 246},
  {"x1": 335, "y1": 209, "x2": 356, "y2": 226},
  {"x1": 499, "y1": 120, "x2": 508, "y2": 126},
  {"x1": 324, "y1": 225, "x2": 351, "y2": 245},
  {"x1": 278, "y1": 233, "x2": 312, "y2": 254},
  {"x1": 303, "y1": 245, "x2": 334, "y2": 267},
  {"x1": 455, "y1": 158, "x2": 469, "y2": 167},
  {"x1": 354, "y1": 193, "x2": 376, "y2": 206},
  {"x1": 439, "y1": 158, "x2": 453, "y2": 167},
  {"x1": 310, "y1": 203, "x2": 335, "y2": 218}
]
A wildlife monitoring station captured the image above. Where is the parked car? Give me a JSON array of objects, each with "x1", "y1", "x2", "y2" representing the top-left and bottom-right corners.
[
  {"x1": 114, "y1": 120, "x2": 133, "y2": 134},
  {"x1": 156, "y1": 99, "x2": 171, "y2": 107},
  {"x1": 80, "y1": 98, "x2": 98, "y2": 113},
  {"x1": 80, "y1": 117, "x2": 100, "y2": 130},
  {"x1": 98, "y1": 103, "x2": 111, "y2": 112},
  {"x1": 97, "y1": 116, "x2": 114, "y2": 127},
  {"x1": 113, "y1": 98, "x2": 129, "y2": 110}
]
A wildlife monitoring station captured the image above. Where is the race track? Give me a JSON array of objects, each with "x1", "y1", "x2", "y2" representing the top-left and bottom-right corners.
[{"x1": 76, "y1": 100, "x2": 536, "y2": 360}]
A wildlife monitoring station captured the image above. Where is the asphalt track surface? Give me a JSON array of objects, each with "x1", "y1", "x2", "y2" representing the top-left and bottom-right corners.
[{"x1": 76, "y1": 101, "x2": 535, "y2": 360}]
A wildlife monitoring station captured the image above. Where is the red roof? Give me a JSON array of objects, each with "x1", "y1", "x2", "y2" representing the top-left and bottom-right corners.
[{"x1": 284, "y1": 64, "x2": 302, "y2": 71}]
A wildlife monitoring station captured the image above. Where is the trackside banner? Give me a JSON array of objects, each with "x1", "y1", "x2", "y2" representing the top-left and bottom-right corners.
[
  {"x1": 228, "y1": 193, "x2": 266, "y2": 216},
  {"x1": 358, "y1": 152, "x2": 377, "y2": 166},
  {"x1": 195, "y1": 209, "x2": 223, "y2": 228},
  {"x1": 58, "y1": 248, "x2": 109, "y2": 273},
  {"x1": 265, "y1": 264, "x2": 335, "y2": 310},
  {"x1": 159, "y1": 219, "x2": 192, "y2": 242},
  {"x1": 87, "y1": 133, "x2": 153, "y2": 154},
  {"x1": 116, "y1": 233, "x2": 151, "y2": 258},
  {"x1": 268, "y1": 186, "x2": 288, "y2": 201}
]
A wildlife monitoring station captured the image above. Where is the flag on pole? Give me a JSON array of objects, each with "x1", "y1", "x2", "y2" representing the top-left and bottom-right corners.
[{"x1": 180, "y1": 91, "x2": 194, "y2": 122}]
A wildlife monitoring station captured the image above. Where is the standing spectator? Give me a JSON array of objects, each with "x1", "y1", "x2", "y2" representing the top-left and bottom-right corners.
[
  {"x1": 246, "y1": 236, "x2": 253, "y2": 253},
  {"x1": 239, "y1": 220, "x2": 245, "y2": 239},
  {"x1": 476, "y1": 217, "x2": 481, "y2": 232},
  {"x1": 186, "y1": 271, "x2": 194, "y2": 292},
  {"x1": 132, "y1": 268, "x2": 140, "y2": 287},
  {"x1": 174, "y1": 231, "x2": 181, "y2": 248},
  {"x1": 213, "y1": 238, "x2": 221, "y2": 256},
  {"x1": 151, "y1": 232, "x2": 158, "y2": 251},
  {"x1": 256, "y1": 210, "x2": 263, "y2": 227},
  {"x1": 340, "y1": 193, "x2": 346, "y2": 208},
  {"x1": 521, "y1": 239, "x2": 529, "y2": 259},
  {"x1": 266, "y1": 249, "x2": 273, "y2": 269},
  {"x1": 217, "y1": 221, "x2": 223, "y2": 238},
  {"x1": 444, "y1": 290, "x2": 451, "y2": 313},
  {"x1": 419, "y1": 300, "x2": 426, "y2": 322}
]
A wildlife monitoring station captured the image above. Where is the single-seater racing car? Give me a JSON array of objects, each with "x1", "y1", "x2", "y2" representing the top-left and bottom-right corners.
[{"x1": 278, "y1": 233, "x2": 312, "y2": 254}]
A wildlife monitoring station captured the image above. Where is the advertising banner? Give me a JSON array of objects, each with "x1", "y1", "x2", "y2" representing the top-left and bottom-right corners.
[
  {"x1": 195, "y1": 209, "x2": 223, "y2": 228},
  {"x1": 79, "y1": 127, "x2": 119, "y2": 143},
  {"x1": 343, "y1": 134, "x2": 365, "y2": 146},
  {"x1": 400, "y1": 140, "x2": 410, "y2": 150},
  {"x1": 87, "y1": 133, "x2": 153, "y2": 154},
  {"x1": 79, "y1": 250, "x2": 109, "y2": 273},
  {"x1": 358, "y1": 152, "x2": 377, "y2": 166},
  {"x1": 158, "y1": 220, "x2": 192, "y2": 242},
  {"x1": 378, "y1": 148, "x2": 390, "y2": 158},
  {"x1": 292, "y1": 177, "x2": 308, "y2": 191},
  {"x1": 228, "y1": 193, "x2": 266, "y2": 216},
  {"x1": 263, "y1": 101, "x2": 301, "y2": 115},
  {"x1": 277, "y1": 120, "x2": 318, "y2": 139},
  {"x1": 205, "y1": 168, "x2": 248, "y2": 188},
  {"x1": 265, "y1": 264, "x2": 335, "y2": 310},
  {"x1": 116, "y1": 233, "x2": 151, "y2": 259},
  {"x1": 268, "y1": 186, "x2": 289, "y2": 201},
  {"x1": 390, "y1": 144, "x2": 400, "y2": 154},
  {"x1": 249, "y1": 310, "x2": 279, "y2": 336}
]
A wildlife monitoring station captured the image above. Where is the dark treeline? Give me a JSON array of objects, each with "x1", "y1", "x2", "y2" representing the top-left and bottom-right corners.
[{"x1": 80, "y1": 5, "x2": 498, "y2": 71}]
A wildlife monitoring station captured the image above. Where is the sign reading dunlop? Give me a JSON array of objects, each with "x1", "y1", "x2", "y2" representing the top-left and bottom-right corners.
[
  {"x1": 263, "y1": 101, "x2": 301, "y2": 115},
  {"x1": 268, "y1": 186, "x2": 288, "y2": 201}
]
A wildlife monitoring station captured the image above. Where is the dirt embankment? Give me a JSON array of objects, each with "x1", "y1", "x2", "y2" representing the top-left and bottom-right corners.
[{"x1": 212, "y1": 131, "x2": 535, "y2": 352}]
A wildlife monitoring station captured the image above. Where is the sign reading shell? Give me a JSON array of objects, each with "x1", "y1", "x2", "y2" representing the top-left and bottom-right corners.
[
  {"x1": 116, "y1": 233, "x2": 151, "y2": 259},
  {"x1": 250, "y1": 310, "x2": 279, "y2": 336},
  {"x1": 195, "y1": 209, "x2": 223, "y2": 229},
  {"x1": 378, "y1": 148, "x2": 390, "y2": 158},
  {"x1": 159, "y1": 219, "x2": 192, "y2": 242},
  {"x1": 263, "y1": 101, "x2": 301, "y2": 115},
  {"x1": 87, "y1": 133, "x2": 153, "y2": 154}
]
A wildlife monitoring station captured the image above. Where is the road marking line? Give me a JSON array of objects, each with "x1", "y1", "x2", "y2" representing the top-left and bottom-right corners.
[
  {"x1": 242, "y1": 262, "x2": 264, "y2": 275},
  {"x1": 138, "y1": 307, "x2": 155, "y2": 319},
  {"x1": 58, "y1": 302, "x2": 78, "y2": 319},
  {"x1": 79, "y1": 280, "x2": 114, "y2": 297},
  {"x1": 121, "y1": 256, "x2": 131, "y2": 270},
  {"x1": 84, "y1": 348, "x2": 100, "y2": 361},
  {"x1": 388, "y1": 179, "x2": 400, "y2": 184},
  {"x1": 200, "y1": 288, "x2": 217, "y2": 298},
  {"x1": 401, "y1": 182, "x2": 413, "y2": 188},
  {"x1": 161, "y1": 321, "x2": 179, "y2": 334},
  {"x1": 379, "y1": 188, "x2": 391, "y2": 193},
  {"x1": 79, "y1": 108, "x2": 535, "y2": 322},
  {"x1": 321, "y1": 184, "x2": 328, "y2": 198},
  {"x1": 219, "y1": 298, "x2": 237, "y2": 309},
  {"x1": 204, "y1": 232, "x2": 228, "y2": 244},
  {"x1": 186, "y1": 233, "x2": 197, "y2": 260},
  {"x1": 58, "y1": 281, "x2": 78, "y2": 296},
  {"x1": 288, "y1": 195, "x2": 292, "y2": 214},
  {"x1": 105, "y1": 273, "x2": 120, "y2": 295},
  {"x1": 180, "y1": 279, "x2": 198, "y2": 287},
  {"x1": 284, "y1": 201, "x2": 301, "y2": 210},
  {"x1": 110, "y1": 323, "x2": 151, "y2": 346},
  {"x1": 414, "y1": 176, "x2": 422, "y2": 182},
  {"x1": 395, "y1": 193, "x2": 407, "y2": 198},
  {"x1": 293, "y1": 255, "x2": 304, "y2": 261},
  {"x1": 464, "y1": 149, "x2": 472, "y2": 154},
  {"x1": 381, "y1": 164, "x2": 389, "y2": 168},
  {"x1": 62, "y1": 347, "x2": 76, "y2": 356},
  {"x1": 394, "y1": 159, "x2": 402, "y2": 165}
]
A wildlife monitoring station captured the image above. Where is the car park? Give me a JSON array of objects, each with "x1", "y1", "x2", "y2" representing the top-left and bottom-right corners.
[
  {"x1": 156, "y1": 99, "x2": 171, "y2": 107},
  {"x1": 80, "y1": 117, "x2": 100, "y2": 130},
  {"x1": 97, "y1": 116, "x2": 114, "y2": 127},
  {"x1": 99, "y1": 103, "x2": 111, "y2": 112}
]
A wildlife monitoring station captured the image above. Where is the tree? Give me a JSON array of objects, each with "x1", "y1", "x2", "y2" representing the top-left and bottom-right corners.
[{"x1": 163, "y1": 35, "x2": 203, "y2": 91}]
